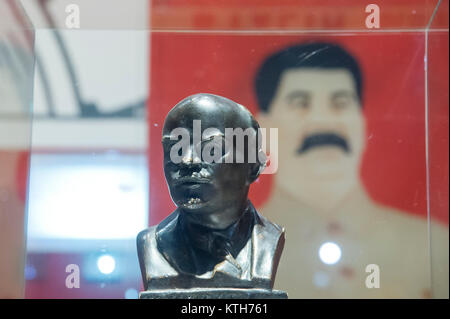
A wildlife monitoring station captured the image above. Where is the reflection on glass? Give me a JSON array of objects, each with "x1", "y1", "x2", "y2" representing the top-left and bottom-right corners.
[
  {"x1": 313, "y1": 271, "x2": 330, "y2": 288},
  {"x1": 319, "y1": 242, "x2": 342, "y2": 265},
  {"x1": 0, "y1": 1, "x2": 34, "y2": 298},
  {"x1": 124, "y1": 288, "x2": 139, "y2": 299},
  {"x1": 97, "y1": 254, "x2": 116, "y2": 275},
  {"x1": 27, "y1": 153, "x2": 148, "y2": 249}
]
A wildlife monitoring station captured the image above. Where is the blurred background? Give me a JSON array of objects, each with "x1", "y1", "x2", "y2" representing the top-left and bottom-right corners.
[
  {"x1": 0, "y1": 0, "x2": 448, "y2": 298},
  {"x1": 1, "y1": 0, "x2": 149, "y2": 298}
]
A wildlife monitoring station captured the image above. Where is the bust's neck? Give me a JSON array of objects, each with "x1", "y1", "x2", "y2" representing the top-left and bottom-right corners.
[{"x1": 181, "y1": 202, "x2": 254, "y2": 257}]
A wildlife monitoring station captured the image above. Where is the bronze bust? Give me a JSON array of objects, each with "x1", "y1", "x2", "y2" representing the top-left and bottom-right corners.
[{"x1": 137, "y1": 93, "x2": 286, "y2": 298}]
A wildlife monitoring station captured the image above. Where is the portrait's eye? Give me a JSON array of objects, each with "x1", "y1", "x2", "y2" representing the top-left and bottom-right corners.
[
  {"x1": 331, "y1": 92, "x2": 355, "y2": 112},
  {"x1": 333, "y1": 97, "x2": 349, "y2": 110},
  {"x1": 287, "y1": 93, "x2": 310, "y2": 110}
]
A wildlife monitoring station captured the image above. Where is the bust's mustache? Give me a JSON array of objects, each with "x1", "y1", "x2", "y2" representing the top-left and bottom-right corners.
[
  {"x1": 171, "y1": 168, "x2": 213, "y2": 186},
  {"x1": 297, "y1": 132, "x2": 350, "y2": 154},
  {"x1": 172, "y1": 175, "x2": 213, "y2": 186}
]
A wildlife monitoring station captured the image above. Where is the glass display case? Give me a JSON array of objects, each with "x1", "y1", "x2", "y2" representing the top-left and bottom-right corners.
[
  {"x1": 0, "y1": 0, "x2": 34, "y2": 298},
  {"x1": 0, "y1": 0, "x2": 448, "y2": 299}
]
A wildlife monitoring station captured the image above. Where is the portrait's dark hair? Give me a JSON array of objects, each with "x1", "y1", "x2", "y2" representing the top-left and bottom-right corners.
[{"x1": 254, "y1": 42, "x2": 363, "y2": 112}]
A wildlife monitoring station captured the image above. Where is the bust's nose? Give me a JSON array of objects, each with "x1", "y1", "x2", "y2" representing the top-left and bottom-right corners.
[
  {"x1": 180, "y1": 143, "x2": 202, "y2": 165},
  {"x1": 177, "y1": 144, "x2": 204, "y2": 177}
]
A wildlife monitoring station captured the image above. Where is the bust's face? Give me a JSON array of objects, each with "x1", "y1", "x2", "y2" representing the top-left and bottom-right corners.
[{"x1": 162, "y1": 94, "x2": 260, "y2": 228}]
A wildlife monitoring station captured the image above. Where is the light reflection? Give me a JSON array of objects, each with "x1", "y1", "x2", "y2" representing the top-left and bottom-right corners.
[
  {"x1": 125, "y1": 288, "x2": 139, "y2": 299},
  {"x1": 97, "y1": 254, "x2": 116, "y2": 274},
  {"x1": 319, "y1": 241, "x2": 342, "y2": 265},
  {"x1": 313, "y1": 271, "x2": 330, "y2": 288},
  {"x1": 24, "y1": 265, "x2": 37, "y2": 280},
  {"x1": 27, "y1": 153, "x2": 148, "y2": 245}
]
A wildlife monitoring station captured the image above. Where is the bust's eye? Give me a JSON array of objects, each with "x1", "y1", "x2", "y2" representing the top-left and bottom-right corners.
[
  {"x1": 201, "y1": 137, "x2": 225, "y2": 158},
  {"x1": 162, "y1": 140, "x2": 178, "y2": 152}
]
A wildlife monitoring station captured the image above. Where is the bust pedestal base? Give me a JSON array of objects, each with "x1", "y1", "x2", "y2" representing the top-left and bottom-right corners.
[{"x1": 139, "y1": 288, "x2": 288, "y2": 299}]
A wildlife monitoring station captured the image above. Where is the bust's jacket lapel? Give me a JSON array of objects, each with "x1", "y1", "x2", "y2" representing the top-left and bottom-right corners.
[{"x1": 250, "y1": 204, "x2": 286, "y2": 289}]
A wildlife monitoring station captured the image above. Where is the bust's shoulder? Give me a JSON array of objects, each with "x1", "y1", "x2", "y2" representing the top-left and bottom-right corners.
[
  {"x1": 137, "y1": 210, "x2": 181, "y2": 245},
  {"x1": 249, "y1": 205, "x2": 286, "y2": 286},
  {"x1": 252, "y1": 208, "x2": 286, "y2": 255},
  {"x1": 254, "y1": 209, "x2": 285, "y2": 238},
  {"x1": 137, "y1": 225, "x2": 158, "y2": 246}
]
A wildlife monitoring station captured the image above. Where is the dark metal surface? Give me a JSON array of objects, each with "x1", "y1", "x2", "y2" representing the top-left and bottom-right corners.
[
  {"x1": 137, "y1": 94, "x2": 286, "y2": 298},
  {"x1": 140, "y1": 288, "x2": 288, "y2": 299}
]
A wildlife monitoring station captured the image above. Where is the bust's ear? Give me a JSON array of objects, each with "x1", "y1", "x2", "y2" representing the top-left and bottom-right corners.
[
  {"x1": 249, "y1": 151, "x2": 266, "y2": 184},
  {"x1": 248, "y1": 112, "x2": 270, "y2": 184}
]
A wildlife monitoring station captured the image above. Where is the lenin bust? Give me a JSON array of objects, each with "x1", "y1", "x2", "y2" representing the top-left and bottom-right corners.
[{"x1": 137, "y1": 94, "x2": 286, "y2": 298}]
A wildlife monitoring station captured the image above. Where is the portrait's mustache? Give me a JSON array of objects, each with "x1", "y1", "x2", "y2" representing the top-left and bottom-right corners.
[{"x1": 297, "y1": 132, "x2": 350, "y2": 154}]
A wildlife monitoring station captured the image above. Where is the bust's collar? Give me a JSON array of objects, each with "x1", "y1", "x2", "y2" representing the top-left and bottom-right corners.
[
  {"x1": 181, "y1": 201, "x2": 255, "y2": 258},
  {"x1": 156, "y1": 201, "x2": 257, "y2": 275}
]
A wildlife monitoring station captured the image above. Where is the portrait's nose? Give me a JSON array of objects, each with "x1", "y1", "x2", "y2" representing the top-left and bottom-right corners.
[
  {"x1": 305, "y1": 96, "x2": 338, "y2": 128},
  {"x1": 309, "y1": 97, "x2": 329, "y2": 120}
]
